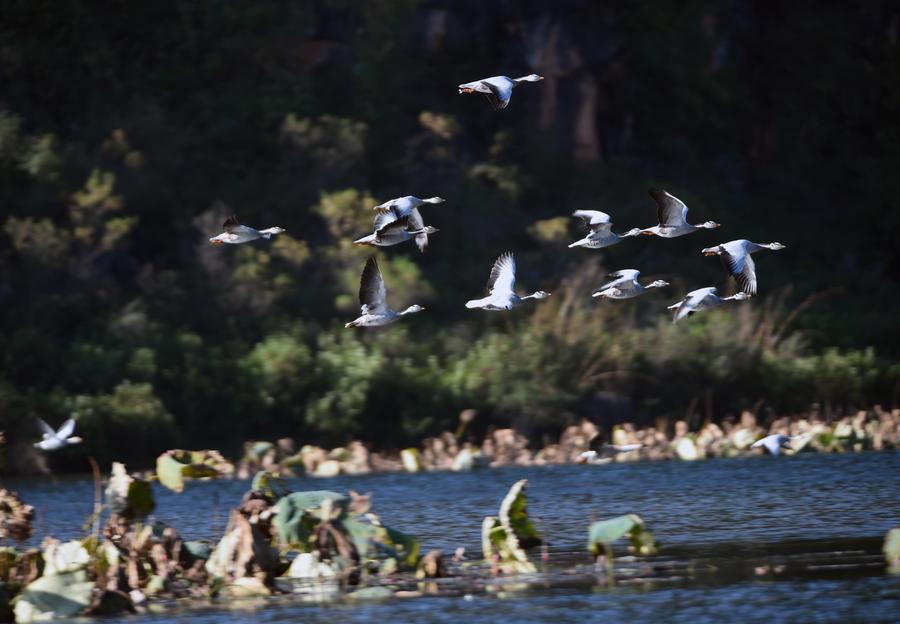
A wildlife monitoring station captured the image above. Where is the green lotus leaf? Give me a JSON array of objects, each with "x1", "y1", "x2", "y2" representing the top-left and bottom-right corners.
[
  {"x1": 273, "y1": 491, "x2": 348, "y2": 549},
  {"x1": 588, "y1": 514, "x2": 658, "y2": 556}
]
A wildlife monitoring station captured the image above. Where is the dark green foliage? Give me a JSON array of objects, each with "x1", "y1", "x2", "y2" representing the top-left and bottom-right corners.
[{"x1": 0, "y1": 2, "x2": 898, "y2": 470}]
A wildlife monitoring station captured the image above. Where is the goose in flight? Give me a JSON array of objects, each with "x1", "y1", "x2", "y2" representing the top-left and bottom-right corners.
[
  {"x1": 457, "y1": 74, "x2": 544, "y2": 110},
  {"x1": 465, "y1": 252, "x2": 550, "y2": 311},
  {"x1": 345, "y1": 257, "x2": 425, "y2": 328},
  {"x1": 209, "y1": 215, "x2": 285, "y2": 245},
  {"x1": 371, "y1": 196, "x2": 445, "y2": 252},
  {"x1": 639, "y1": 189, "x2": 720, "y2": 238},
  {"x1": 34, "y1": 417, "x2": 82, "y2": 451},
  {"x1": 701, "y1": 239, "x2": 786, "y2": 295},
  {"x1": 667, "y1": 287, "x2": 751, "y2": 323},
  {"x1": 354, "y1": 216, "x2": 439, "y2": 250},
  {"x1": 751, "y1": 434, "x2": 800, "y2": 456},
  {"x1": 568, "y1": 211, "x2": 642, "y2": 249},
  {"x1": 592, "y1": 269, "x2": 669, "y2": 300}
]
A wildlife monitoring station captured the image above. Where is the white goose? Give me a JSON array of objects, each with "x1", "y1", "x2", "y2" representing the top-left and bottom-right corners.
[
  {"x1": 751, "y1": 434, "x2": 800, "y2": 456},
  {"x1": 345, "y1": 257, "x2": 425, "y2": 328},
  {"x1": 34, "y1": 417, "x2": 82, "y2": 451},
  {"x1": 579, "y1": 445, "x2": 642, "y2": 464},
  {"x1": 592, "y1": 269, "x2": 669, "y2": 300},
  {"x1": 465, "y1": 252, "x2": 550, "y2": 311},
  {"x1": 701, "y1": 239, "x2": 787, "y2": 295},
  {"x1": 457, "y1": 74, "x2": 544, "y2": 110},
  {"x1": 353, "y1": 216, "x2": 438, "y2": 250},
  {"x1": 568, "y1": 211, "x2": 642, "y2": 249},
  {"x1": 209, "y1": 215, "x2": 285, "y2": 245},
  {"x1": 371, "y1": 196, "x2": 445, "y2": 252},
  {"x1": 639, "y1": 189, "x2": 720, "y2": 238},
  {"x1": 667, "y1": 287, "x2": 751, "y2": 323}
]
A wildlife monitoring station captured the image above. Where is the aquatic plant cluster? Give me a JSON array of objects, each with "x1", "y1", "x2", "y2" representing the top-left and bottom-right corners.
[
  {"x1": 1, "y1": 3, "x2": 900, "y2": 472},
  {"x1": 235, "y1": 408, "x2": 900, "y2": 478},
  {"x1": 0, "y1": 468, "x2": 897, "y2": 621}
]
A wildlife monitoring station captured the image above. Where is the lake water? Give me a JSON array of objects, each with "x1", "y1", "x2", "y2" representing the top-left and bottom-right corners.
[{"x1": 7, "y1": 452, "x2": 900, "y2": 622}]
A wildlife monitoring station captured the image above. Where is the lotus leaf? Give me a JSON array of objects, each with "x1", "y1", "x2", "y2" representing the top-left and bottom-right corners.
[
  {"x1": 155, "y1": 450, "x2": 229, "y2": 493},
  {"x1": 400, "y1": 448, "x2": 421, "y2": 473},
  {"x1": 105, "y1": 462, "x2": 154, "y2": 519},
  {"x1": 43, "y1": 540, "x2": 90, "y2": 575},
  {"x1": 273, "y1": 491, "x2": 348, "y2": 549},
  {"x1": 343, "y1": 515, "x2": 420, "y2": 568},
  {"x1": 12, "y1": 570, "x2": 93, "y2": 622},
  {"x1": 498, "y1": 479, "x2": 542, "y2": 551},
  {"x1": 588, "y1": 514, "x2": 658, "y2": 556},
  {"x1": 347, "y1": 586, "x2": 393, "y2": 601},
  {"x1": 183, "y1": 540, "x2": 212, "y2": 561},
  {"x1": 885, "y1": 527, "x2": 900, "y2": 573},
  {"x1": 481, "y1": 515, "x2": 534, "y2": 574},
  {"x1": 250, "y1": 471, "x2": 290, "y2": 499}
]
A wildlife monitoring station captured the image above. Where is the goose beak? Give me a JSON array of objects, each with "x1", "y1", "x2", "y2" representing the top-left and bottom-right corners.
[
  {"x1": 703, "y1": 251, "x2": 718, "y2": 256},
  {"x1": 640, "y1": 231, "x2": 655, "y2": 236},
  {"x1": 459, "y1": 87, "x2": 474, "y2": 94},
  {"x1": 209, "y1": 239, "x2": 224, "y2": 245}
]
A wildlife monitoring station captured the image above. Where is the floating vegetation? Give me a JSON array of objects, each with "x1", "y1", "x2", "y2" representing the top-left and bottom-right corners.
[
  {"x1": 482, "y1": 479, "x2": 542, "y2": 574},
  {"x1": 0, "y1": 489, "x2": 35, "y2": 543},
  {"x1": 155, "y1": 450, "x2": 234, "y2": 493}
]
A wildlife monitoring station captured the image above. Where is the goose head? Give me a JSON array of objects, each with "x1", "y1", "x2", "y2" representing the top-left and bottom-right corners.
[
  {"x1": 701, "y1": 221, "x2": 721, "y2": 229},
  {"x1": 765, "y1": 242, "x2": 787, "y2": 250},
  {"x1": 423, "y1": 197, "x2": 446, "y2": 204},
  {"x1": 400, "y1": 304, "x2": 426, "y2": 316},
  {"x1": 701, "y1": 244, "x2": 723, "y2": 256},
  {"x1": 622, "y1": 228, "x2": 643, "y2": 238},
  {"x1": 648, "y1": 280, "x2": 670, "y2": 288},
  {"x1": 519, "y1": 74, "x2": 544, "y2": 82},
  {"x1": 530, "y1": 291, "x2": 551, "y2": 300},
  {"x1": 209, "y1": 234, "x2": 228, "y2": 245},
  {"x1": 730, "y1": 292, "x2": 752, "y2": 301}
]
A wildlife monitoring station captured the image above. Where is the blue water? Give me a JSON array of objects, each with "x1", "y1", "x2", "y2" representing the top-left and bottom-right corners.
[{"x1": 6, "y1": 452, "x2": 900, "y2": 622}]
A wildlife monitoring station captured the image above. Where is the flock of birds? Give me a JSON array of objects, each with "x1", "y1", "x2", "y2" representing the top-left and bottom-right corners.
[
  {"x1": 29, "y1": 72, "x2": 788, "y2": 455},
  {"x1": 207, "y1": 72, "x2": 785, "y2": 327}
]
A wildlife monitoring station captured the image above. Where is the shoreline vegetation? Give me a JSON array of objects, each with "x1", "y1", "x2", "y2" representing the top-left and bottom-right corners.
[{"x1": 233, "y1": 407, "x2": 900, "y2": 479}]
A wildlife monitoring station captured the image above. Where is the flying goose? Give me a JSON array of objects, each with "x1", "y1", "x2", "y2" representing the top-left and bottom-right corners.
[
  {"x1": 751, "y1": 434, "x2": 800, "y2": 456},
  {"x1": 465, "y1": 252, "x2": 550, "y2": 311},
  {"x1": 701, "y1": 239, "x2": 787, "y2": 295},
  {"x1": 345, "y1": 257, "x2": 425, "y2": 328},
  {"x1": 34, "y1": 417, "x2": 82, "y2": 451},
  {"x1": 457, "y1": 74, "x2": 544, "y2": 110},
  {"x1": 209, "y1": 215, "x2": 285, "y2": 245},
  {"x1": 568, "y1": 211, "x2": 642, "y2": 249},
  {"x1": 592, "y1": 269, "x2": 669, "y2": 300},
  {"x1": 667, "y1": 287, "x2": 751, "y2": 323},
  {"x1": 371, "y1": 196, "x2": 445, "y2": 252},
  {"x1": 353, "y1": 216, "x2": 438, "y2": 250},
  {"x1": 639, "y1": 189, "x2": 720, "y2": 238}
]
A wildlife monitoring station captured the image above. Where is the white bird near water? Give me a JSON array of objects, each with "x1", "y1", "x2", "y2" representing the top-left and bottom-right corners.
[
  {"x1": 667, "y1": 287, "x2": 751, "y2": 323},
  {"x1": 639, "y1": 189, "x2": 720, "y2": 238},
  {"x1": 465, "y1": 252, "x2": 551, "y2": 311},
  {"x1": 370, "y1": 196, "x2": 445, "y2": 252},
  {"x1": 568, "y1": 210, "x2": 642, "y2": 249},
  {"x1": 592, "y1": 269, "x2": 669, "y2": 300},
  {"x1": 751, "y1": 434, "x2": 800, "y2": 456},
  {"x1": 457, "y1": 74, "x2": 544, "y2": 110},
  {"x1": 701, "y1": 239, "x2": 787, "y2": 295},
  {"x1": 209, "y1": 215, "x2": 285, "y2": 245},
  {"x1": 345, "y1": 257, "x2": 425, "y2": 328},
  {"x1": 579, "y1": 444, "x2": 642, "y2": 463},
  {"x1": 34, "y1": 417, "x2": 82, "y2": 451}
]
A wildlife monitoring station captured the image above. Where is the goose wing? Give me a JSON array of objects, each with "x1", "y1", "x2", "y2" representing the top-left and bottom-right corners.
[
  {"x1": 648, "y1": 189, "x2": 688, "y2": 227},
  {"x1": 359, "y1": 257, "x2": 389, "y2": 314},
  {"x1": 720, "y1": 245, "x2": 757, "y2": 295},
  {"x1": 36, "y1": 417, "x2": 56, "y2": 438},
  {"x1": 407, "y1": 208, "x2": 430, "y2": 252},
  {"x1": 222, "y1": 215, "x2": 241, "y2": 232},
  {"x1": 375, "y1": 215, "x2": 410, "y2": 237},
  {"x1": 674, "y1": 287, "x2": 716, "y2": 322},
  {"x1": 596, "y1": 269, "x2": 640, "y2": 292},
  {"x1": 482, "y1": 81, "x2": 509, "y2": 110},
  {"x1": 57, "y1": 418, "x2": 76, "y2": 439},
  {"x1": 572, "y1": 210, "x2": 613, "y2": 233},
  {"x1": 486, "y1": 252, "x2": 516, "y2": 296}
]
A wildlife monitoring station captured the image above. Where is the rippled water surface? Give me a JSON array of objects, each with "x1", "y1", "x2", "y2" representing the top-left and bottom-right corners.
[{"x1": 8, "y1": 452, "x2": 900, "y2": 622}]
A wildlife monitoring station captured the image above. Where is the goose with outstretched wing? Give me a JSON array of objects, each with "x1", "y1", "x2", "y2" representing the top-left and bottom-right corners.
[
  {"x1": 701, "y1": 239, "x2": 786, "y2": 295},
  {"x1": 639, "y1": 189, "x2": 720, "y2": 238},
  {"x1": 457, "y1": 74, "x2": 543, "y2": 110},
  {"x1": 568, "y1": 210, "x2": 642, "y2": 249},
  {"x1": 209, "y1": 215, "x2": 285, "y2": 245},
  {"x1": 370, "y1": 195, "x2": 445, "y2": 252},
  {"x1": 465, "y1": 252, "x2": 550, "y2": 311},
  {"x1": 592, "y1": 269, "x2": 669, "y2": 300},
  {"x1": 667, "y1": 287, "x2": 751, "y2": 323},
  {"x1": 34, "y1": 417, "x2": 83, "y2": 451},
  {"x1": 345, "y1": 257, "x2": 425, "y2": 327}
]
